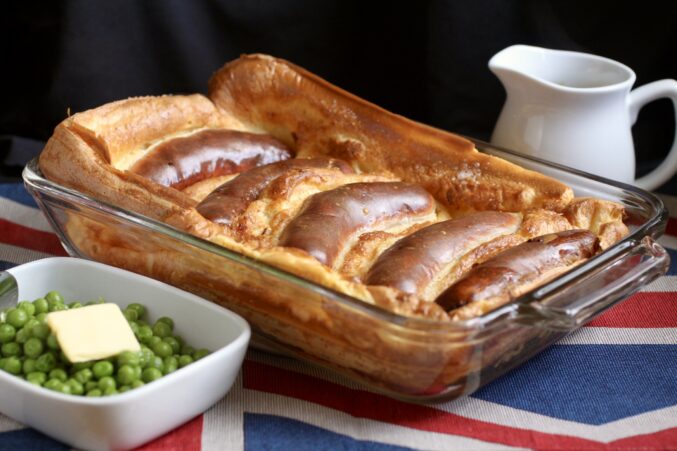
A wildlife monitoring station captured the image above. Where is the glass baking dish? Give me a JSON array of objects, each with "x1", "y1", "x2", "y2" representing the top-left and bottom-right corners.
[{"x1": 22, "y1": 140, "x2": 669, "y2": 402}]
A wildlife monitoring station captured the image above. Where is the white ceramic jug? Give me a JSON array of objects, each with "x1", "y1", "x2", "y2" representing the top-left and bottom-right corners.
[{"x1": 490, "y1": 45, "x2": 677, "y2": 190}]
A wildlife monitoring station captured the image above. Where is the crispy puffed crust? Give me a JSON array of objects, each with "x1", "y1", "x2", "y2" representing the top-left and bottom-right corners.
[
  {"x1": 209, "y1": 54, "x2": 574, "y2": 213},
  {"x1": 38, "y1": 55, "x2": 629, "y2": 321}
]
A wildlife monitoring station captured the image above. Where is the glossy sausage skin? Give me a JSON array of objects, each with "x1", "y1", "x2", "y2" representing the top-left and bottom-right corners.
[
  {"x1": 365, "y1": 212, "x2": 521, "y2": 295},
  {"x1": 130, "y1": 129, "x2": 292, "y2": 189},
  {"x1": 436, "y1": 229, "x2": 597, "y2": 311},
  {"x1": 196, "y1": 158, "x2": 353, "y2": 224},
  {"x1": 279, "y1": 182, "x2": 435, "y2": 267}
]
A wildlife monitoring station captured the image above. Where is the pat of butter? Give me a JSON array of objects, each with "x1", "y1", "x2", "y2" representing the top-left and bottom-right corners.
[{"x1": 46, "y1": 303, "x2": 140, "y2": 363}]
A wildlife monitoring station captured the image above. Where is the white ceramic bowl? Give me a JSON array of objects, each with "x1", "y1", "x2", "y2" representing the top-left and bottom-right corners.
[{"x1": 0, "y1": 257, "x2": 250, "y2": 450}]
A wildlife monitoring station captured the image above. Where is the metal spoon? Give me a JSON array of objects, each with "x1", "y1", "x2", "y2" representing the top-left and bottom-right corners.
[{"x1": 0, "y1": 271, "x2": 18, "y2": 320}]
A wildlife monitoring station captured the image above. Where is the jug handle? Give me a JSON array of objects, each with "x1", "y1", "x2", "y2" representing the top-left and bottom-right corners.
[{"x1": 629, "y1": 79, "x2": 677, "y2": 191}]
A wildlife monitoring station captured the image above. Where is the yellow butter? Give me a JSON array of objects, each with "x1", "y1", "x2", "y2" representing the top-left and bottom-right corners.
[{"x1": 46, "y1": 303, "x2": 140, "y2": 363}]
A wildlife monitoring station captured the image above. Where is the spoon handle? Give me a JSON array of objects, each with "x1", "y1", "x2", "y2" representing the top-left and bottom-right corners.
[{"x1": 0, "y1": 271, "x2": 18, "y2": 317}]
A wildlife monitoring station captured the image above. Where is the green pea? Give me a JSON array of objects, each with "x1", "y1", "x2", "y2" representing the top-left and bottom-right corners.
[
  {"x1": 136, "y1": 326, "x2": 153, "y2": 343},
  {"x1": 116, "y1": 365, "x2": 137, "y2": 385},
  {"x1": 85, "y1": 381, "x2": 98, "y2": 392},
  {"x1": 139, "y1": 347, "x2": 154, "y2": 366},
  {"x1": 49, "y1": 368, "x2": 68, "y2": 382},
  {"x1": 18, "y1": 301, "x2": 36, "y2": 317},
  {"x1": 157, "y1": 317, "x2": 174, "y2": 330},
  {"x1": 147, "y1": 336, "x2": 162, "y2": 348},
  {"x1": 145, "y1": 356, "x2": 164, "y2": 372},
  {"x1": 48, "y1": 303, "x2": 66, "y2": 313},
  {"x1": 181, "y1": 345, "x2": 195, "y2": 356},
  {"x1": 131, "y1": 380, "x2": 145, "y2": 389},
  {"x1": 128, "y1": 321, "x2": 139, "y2": 334},
  {"x1": 59, "y1": 384, "x2": 71, "y2": 395},
  {"x1": 35, "y1": 353, "x2": 57, "y2": 372},
  {"x1": 45, "y1": 291, "x2": 64, "y2": 304},
  {"x1": 123, "y1": 309, "x2": 138, "y2": 322},
  {"x1": 163, "y1": 337, "x2": 180, "y2": 354},
  {"x1": 152, "y1": 321, "x2": 171, "y2": 338},
  {"x1": 44, "y1": 379, "x2": 63, "y2": 391},
  {"x1": 14, "y1": 328, "x2": 30, "y2": 344},
  {"x1": 0, "y1": 324, "x2": 16, "y2": 343},
  {"x1": 119, "y1": 385, "x2": 131, "y2": 393},
  {"x1": 178, "y1": 355, "x2": 193, "y2": 368},
  {"x1": 23, "y1": 358, "x2": 37, "y2": 374},
  {"x1": 152, "y1": 341, "x2": 173, "y2": 358},
  {"x1": 163, "y1": 356, "x2": 178, "y2": 374},
  {"x1": 2, "y1": 342, "x2": 22, "y2": 357},
  {"x1": 142, "y1": 367, "x2": 162, "y2": 383},
  {"x1": 35, "y1": 313, "x2": 47, "y2": 323},
  {"x1": 117, "y1": 350, "x2": 140, "y2": 367},
  {"x1": 6, "y1": 308, "x2": 28, "y2": 328},
  {"x1": 66, "y1": 379, "x2": 84, "y2": 395},
  {"x1": 24, "y1": 337, "x2": 44, "y2": 358},
  {"x1": 33, "y1": 298, "x2": 49, "y2": 314},
  {"x1": 103, "y1": 387, "x2": 117, "y2": 396},
  {"x1": 30, "y1": 323, "x2": 50, "y2": 340},
  {"x1": 92, "y1": 361, "x2": 114, "y2": 379},
  {"x1": 74, "y1": 368, "x2": 93, "y2": 384},
  {"x1": 2, "y1": 356, "x2": 22, "y2": 375},
  {"x1": 26, "y1": 371, "x2": 47, "y2": 386},
  {"x1": 193, "y1": 349, "x2": 210, "y2": 360},
  {"x1": 46, "y1": 334, "x2": 60, "y2": 350},
  {"x1": 86, "y1": 389, "x2": 102, "y2": 397},
  {"x1": 135, "y1": 320, "x2": 149, "y2": 328},
  {"x1": 67, "y1": 302, "x2": 82, "y2": 309},
  {"x1": 71, "y1": 361, "x2": 93, "y2": 372},
  {"x1": 126, "y1": 303, "x2": 146, "y2": 318},
  {"x1": 23, "y1": 318, "x2": 39, "y2": 333},
  {"x1": 98, "y1": 376, "x2": 116, "y2": 391}
]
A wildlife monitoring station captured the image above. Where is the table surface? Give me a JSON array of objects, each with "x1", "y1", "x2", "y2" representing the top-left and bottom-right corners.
[{"x1": 0, "y1": 182, "x2": 675, "y2": 450}]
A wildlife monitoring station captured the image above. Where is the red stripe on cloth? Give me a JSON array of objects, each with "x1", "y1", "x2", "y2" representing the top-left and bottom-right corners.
[
  {"x1": 136, "y1": 414, "x2": 203, "y2": 451},
  {"x1": 666, "y1": 217, "x2": 677, "y2": 237},
  {"x1": 0, "y1": 218, "x2": 67, "y2": 256},
  {"x1": 244, "y1": 361, "x2": 675, "y2": 450},
  {"x1": 587, "y1": 292, "x2": 677, "y2": 328}
]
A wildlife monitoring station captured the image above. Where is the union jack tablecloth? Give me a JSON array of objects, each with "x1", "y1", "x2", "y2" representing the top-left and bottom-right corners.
[{"x1": 0, "y1": 182, "x2": 675, "y2": 450}]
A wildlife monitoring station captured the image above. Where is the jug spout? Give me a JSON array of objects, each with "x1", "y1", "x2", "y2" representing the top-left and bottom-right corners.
[{"x1": 489, "y1": 45, "x2": 636, "y2": 93}]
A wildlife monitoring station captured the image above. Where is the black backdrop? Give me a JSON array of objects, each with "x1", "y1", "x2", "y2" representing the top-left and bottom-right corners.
[{"x1": 2, "y1": 0, "x2": 677, "y2": 193}]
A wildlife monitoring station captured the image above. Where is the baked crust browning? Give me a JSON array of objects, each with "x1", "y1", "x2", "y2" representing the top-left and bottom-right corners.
[
  {"x1": 439, "y1": 229, "x2": 598, "y2": 318},
  {"x1": 130, "y1": 129, "x2": 293, "y2": 189},
  {"x1": 209, "y1": 54, "x2": 574, "y2": 214}
]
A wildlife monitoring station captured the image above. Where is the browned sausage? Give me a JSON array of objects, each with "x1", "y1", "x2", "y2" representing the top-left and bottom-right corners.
[
  {"x1": 129, "y1": 129, "x2": 292, "y2": 189},
  {"x1": 365, "y1": 212, "x2": 522, "y2": 298},
  {"x1": 436, "y1": 229, "x2": 597, "y2": 311},
  {"x1": 196, "y1": 157, "x2": 353, "y2": 224},
  {"x1": 279, "y1": 182, "x2": 435, "y2": 268}
]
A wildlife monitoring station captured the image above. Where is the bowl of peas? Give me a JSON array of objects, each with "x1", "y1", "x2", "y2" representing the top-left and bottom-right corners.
[{"x1": 0, "y1": 257, "x2": 250, "y2": 451}]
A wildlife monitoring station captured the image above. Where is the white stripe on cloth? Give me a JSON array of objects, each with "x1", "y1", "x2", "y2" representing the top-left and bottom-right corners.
[
  {"x1": 0, "y1": 243, "x2": 54, "y2": 266},
  {"x1": 558, "y1": 327, "x2": 677, "y2": 345},
  {"x1": 0, "y1": 197, "x2": 51, "y2": 232},
  {"x1": 201, "y1": 372, "x2": 244, "y2": 451},
  {"x1": 243, "y1": 389, "x2": 525, "y2": 451},
  {"x1": 640, "y1": 276, "x2": 677, "y2": 292},
  {"x1": 246, "y1": 350, "x2": 677, "y2": 443},
  {"x1": 0, "y1": 414, "x2": 24, "y2": 434}
]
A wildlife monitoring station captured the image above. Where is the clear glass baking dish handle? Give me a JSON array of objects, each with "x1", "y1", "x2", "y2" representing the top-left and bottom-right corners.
[{"x1": 512, "y1": 236, "x2": 669, "y2": 330}]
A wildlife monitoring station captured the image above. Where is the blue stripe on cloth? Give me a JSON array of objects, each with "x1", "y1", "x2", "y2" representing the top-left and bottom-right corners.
[
  {"x1": 472, "y1": 344, "x2": 677, "y2": 425},
  {"x1": 244, "y1": 413, "x2": 412, "y2": 451},
  {"x1": 0, "y1": 261, "x2": 17, "y2": 271},
  {"x1": 666, "y1": 248, "x2": 677, "y2": 275},
  {"x1": 0, "y1": 183, "x2": 37, "y2": 208},
  {"x1": 0, "y1": 428, "x2": 68, "y2": 451}
]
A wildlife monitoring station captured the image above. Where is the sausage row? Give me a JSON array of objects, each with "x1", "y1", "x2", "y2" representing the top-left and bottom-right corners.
[{"x1": 126, "y1": 128, "x2": 602, "y2": 317}]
